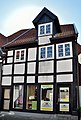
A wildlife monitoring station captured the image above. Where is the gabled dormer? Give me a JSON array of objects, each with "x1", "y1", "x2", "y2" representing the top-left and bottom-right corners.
[{"x1": 33, "y1": 7, "x2": 61, "y2": 37}]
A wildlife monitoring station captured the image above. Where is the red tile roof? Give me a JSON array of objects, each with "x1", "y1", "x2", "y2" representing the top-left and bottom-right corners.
[{"x1": 0, "y1": 24, "x2": 81, "y2": 55}]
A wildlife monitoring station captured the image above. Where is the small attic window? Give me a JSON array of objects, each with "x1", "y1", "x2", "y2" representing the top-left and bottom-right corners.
[{"x1": 38, "y1": 22, "x2": 52, "y2": 36}]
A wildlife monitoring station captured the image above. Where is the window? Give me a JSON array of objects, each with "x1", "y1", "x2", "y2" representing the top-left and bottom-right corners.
[
  {"x1": 58, "y1": 45, "x2": 63, "y2": 57},
  {"x1": 46, "y1": 24, "x2": 51, "y2": 34},
  {"x1": 40, "y1": 26, "x2": 45, "y2": 35},
  {"x1": 40, "y1": 47, "x2": 46, "y2": 58},
  {"x1": 38, "y1": 22, "x2": 52, "y2": 36},
  {"x1": 40, "y1": 85, "x2": 53, "y2": 111},
  {"x1": 40, "y1": 45, "x2": 54, "y2": 59},
  {"x1": 47, "y1": 46, "x2": 52, "y2": 58},
  {"x1": 65, "y1": 44, "x2": 70, "y2": 56},
  {"x1": 26, "y1": 85, "x2": 37, "y2": 110},
  {"x1": 57, "y1": 42, "x2": 72, "y2": 59},
  {"x1": 15, "y1": 49, "x2": 26, "y2": 62},
  {"x1": 13, "y1": 85, "x2": 23, "y2": 109}
]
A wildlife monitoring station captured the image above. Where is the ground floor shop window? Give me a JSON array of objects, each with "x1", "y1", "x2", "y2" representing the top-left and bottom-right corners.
[
  {"x1": 40, "y1": 85, "x2": 53, "y2": 111},
  {"x1": 26, "y1": 85, "x2": 37, "y2": 110},
  {"x1": 13, "y1": 85, "x2": 23, "y2": 109}
]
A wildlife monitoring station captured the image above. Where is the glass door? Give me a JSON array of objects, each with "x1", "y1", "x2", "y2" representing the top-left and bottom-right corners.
[
  {"x1": 57, "y1": 85, "x2": 70, "y2": 113},
  {"x1": 2, "y1": 88, "x2": 10, "y2": 110},
  {"x1": 40, "y1": 84, "x2": 53, "y2": 111}
]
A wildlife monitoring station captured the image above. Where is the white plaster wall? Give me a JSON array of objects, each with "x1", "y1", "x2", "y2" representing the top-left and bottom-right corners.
[
  {"x1": 27, "y1": 62, "x2": 36, "y2": 74},
  {"x1": 7, "y1": 57, "x2": 13, "y2": 63},
  {"x1": 57, "y1": 74, "x2": 73, "y2": 82},
  {"x1": 38, "y1": 36, "x2": 52, "y2": 45},
  {"x1": 13, "y1": 76, "x2": 24, "y2": 83},
  {"x1": 79, "y1": 86, "x2": 81, "y2": 106},
  {"x1": 14, "y1": 64, "x2": 25, "y2": 74},
  {"x1": 2, "y1": 77, "x2": 11, "y2": 85},
  {"x1": 78, "y1": 54, "x2": 81, "y2": 64},
  {"x1": 3, "y1": 65, "x2": 12, "y2": 75},
  {"x1": 57, "y1": 59, "x2": 72, "y2": 72},
  {"x1": 38, "y1": 76, "x2": 53, "y2": 83},
  {"x1": 39, "y1": 61, "x2": 54, "y2": 73},
  {"x1": 28, "y1": 47, "x2": 37, "y2": 61},
  {"x1": 7, "y1": 50, "x2": 13, "y2": 56},
  {"x1": 27, "y1": 76, "x2": 35, "y2": 83}
]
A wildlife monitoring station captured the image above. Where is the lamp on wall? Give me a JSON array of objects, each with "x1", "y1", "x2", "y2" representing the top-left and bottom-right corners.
[{"x1": 0, "y1": 48, "x2": 6, "y2": 57}]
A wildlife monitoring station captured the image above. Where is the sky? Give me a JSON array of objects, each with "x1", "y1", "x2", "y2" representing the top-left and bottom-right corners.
[{"x1": 0, "y1": 0, "x2": 81, "y2": 44}]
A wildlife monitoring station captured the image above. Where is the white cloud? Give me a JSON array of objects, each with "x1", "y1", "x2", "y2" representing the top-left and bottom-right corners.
[{"x1": 2, "y1": 6, "x2": 42, "y2": 36}]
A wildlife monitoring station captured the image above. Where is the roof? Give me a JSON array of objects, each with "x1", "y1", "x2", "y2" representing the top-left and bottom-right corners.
[
  {"x1": 0, "y1": 24, "x2": 80, "y2": 55},
  {"x1": 53, "y1": 24, "x2": 78, "y2": 39}
]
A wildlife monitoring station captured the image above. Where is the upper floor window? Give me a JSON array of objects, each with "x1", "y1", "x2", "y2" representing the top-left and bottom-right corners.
[
  {"x1": 57, "y1": 42, "x2": 72, "y2": 59},
  {"x1": 40, "y1": 26, "x2": 45, "y2": 35},
  {"x1": 38, "y1": 22, "x2": 52, "y2": 36},
  {"x1": 15, "y1": 49, "x2": 26, "y2": 62},
  {"x1": 39, "y1": 45, "x2": 54, "y2": 60},
  {"x1": 46, "y1": 24, "x2": 51, "y2": 34},
  {"x1": 58, "y1": 45, "x2": 63, "y2": 57}
]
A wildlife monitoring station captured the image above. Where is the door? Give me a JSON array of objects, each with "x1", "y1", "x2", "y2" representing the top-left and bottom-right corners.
[
  {"x1": 2, "y1": 88, "x2": 11, "y2": 110},
  {"x1": 56, "y1": 85, "x2": 71, "y2": 113}
]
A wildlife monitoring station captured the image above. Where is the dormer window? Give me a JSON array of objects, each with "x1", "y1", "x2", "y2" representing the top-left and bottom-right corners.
[
  {"x1": 40, "y1": 26, "x2": 45, "y2": 35},
  {"x1": 38, "y1": 22, "x2": 52, "y2": 36},
  {"x1": 46, "y1": 24, "x2": 51, "y2": 34}
]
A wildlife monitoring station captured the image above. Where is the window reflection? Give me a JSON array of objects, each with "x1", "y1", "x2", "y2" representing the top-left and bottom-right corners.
[
  {"x1": 13, "y1": 85, "x2": 23, "y2": 109},
  {"x1": 26, "y1": 85, "x2": 37, "y2": 110}
]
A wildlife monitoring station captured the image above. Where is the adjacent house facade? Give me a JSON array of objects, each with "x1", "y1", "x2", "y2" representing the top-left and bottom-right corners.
[{"x1": 0, "y1": 7, "x2": 81, "y2": 114}]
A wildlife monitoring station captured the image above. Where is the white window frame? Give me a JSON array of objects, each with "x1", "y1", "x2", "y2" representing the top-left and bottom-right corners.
[
  {"x1": 14, "y1": 49, "x2": 26, "y2": 62},
  {"x1": 56, "y1": 42, "x2": 73, "y2": 59},
  {"x1": 39, "y1": 45, "x2": 54, "y2": 60},
  {"x1": 38, "y1": 22, "x2": 52, "y2": 36}
]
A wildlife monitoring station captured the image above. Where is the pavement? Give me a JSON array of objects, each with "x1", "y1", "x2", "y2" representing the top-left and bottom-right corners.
[{"x1": 0, "y1": 111, "x2": 80, "y2": 120}]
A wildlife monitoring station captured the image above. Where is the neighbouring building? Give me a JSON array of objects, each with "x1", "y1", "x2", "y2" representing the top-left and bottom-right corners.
[{"x1": 0, "y1": 7, "x2": 81, "y2": 114}]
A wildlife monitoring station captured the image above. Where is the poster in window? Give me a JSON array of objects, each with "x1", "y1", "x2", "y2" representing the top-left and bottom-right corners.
[
  {"x1": 60, "y1": 103, "x2": 69, "y2": 111},
  {"x1": 60, "y1": 87, "x2": 69, "y2": 102}
]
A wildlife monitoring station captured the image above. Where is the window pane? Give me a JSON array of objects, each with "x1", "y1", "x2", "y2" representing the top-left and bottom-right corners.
[
  {"x1": 26, "y1": 85, "x2": 37, "y2": 110},
  {"x1": 46, "y1": 24, "x2": 51, "y2": 34},
  {"x1": 65, "y1": 44, "x2": 70, "y2": 56},
  {"x1": 40, "y1": 26, "x2": 45, "y2": 35},
  {"x1": 47, "y1": 46, "x2": 52, "y2": 58},
  {"x1": 13, "y1": 85, "x2": 23, "y2": 109},
  {"x1": 4, "y1": 89, "x2": 10, "y2": 99},
  {"x1": 21, "y1": 50, "x2": 24, "y2": 60},
  {"x1": 40, "y1": 85, "x2": 53, "y2": 111},
  {"x1": 58, "y1": 45, "x2": 63, "y2": 57},
  {"x1": 40, "y1": 47, "x2": 46, "y2": 58},
  {"x1": 59, "y1": 87, "x2": 69, "y2": 102},
  {"x1": 16, "y1": 51, "x2": 20, "y2": 60},
  {"x1": 3, "y1": 100, "x2": 10, "y2": 109}
]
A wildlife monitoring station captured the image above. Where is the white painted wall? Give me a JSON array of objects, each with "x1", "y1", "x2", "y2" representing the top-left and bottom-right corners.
[
  {"x1": 13, "y1": 76, "x2": 24, "y2": 83},
  {"x1": 57, "y1": 74, "x2": 73, "y2": 82},
  {"x1": 3, "y1": 65, "x2": 12, "y2": 75},
  {"x1": 27, "y1": 76, "x2": 35, "y2": 83},
  {"x1": 27, "y1": 62, "x2": 36, "y2": 74},
  {"x1": 28, "y1": 47, "x2": 37, "y2": 61},
  {"x1": 2, "y1": 77, "x2": 11, "y2": 85},
  {"x1": 57, "y1": 59, "x2": 72, "y2": 72},
  {"x1": 38, "y1": 76, "x2": 53, "y2": 83},
  {"x1": 14, "y1": 64, "x2": 25, "y2": 74},
  {"x1": 7, "y1": 57, "x2": 13, "y2": 63},
  {"x1": 39, "y1": 61, "x2": 54, "y2": 73},
  {"x1": 38, "y1": 36, "x2": 52, "y2": 45},
  {"x1": 7, "y1": 50, "x2": 13, "y2": 56}
]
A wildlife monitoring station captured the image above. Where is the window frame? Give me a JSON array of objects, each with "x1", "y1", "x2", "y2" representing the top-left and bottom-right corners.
[
  {"x1": 38, "y1": 22, "x2": 52, "y2": 36},
  {"x1": 39, "y1": 45, "x2": 54, "y2": 60},
  {"x1": 14, "y1": 49, "x2": 26, "y2": 62},
  {"x1": 56, "y1": 42, "x2": 72, "y2": 59}
]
